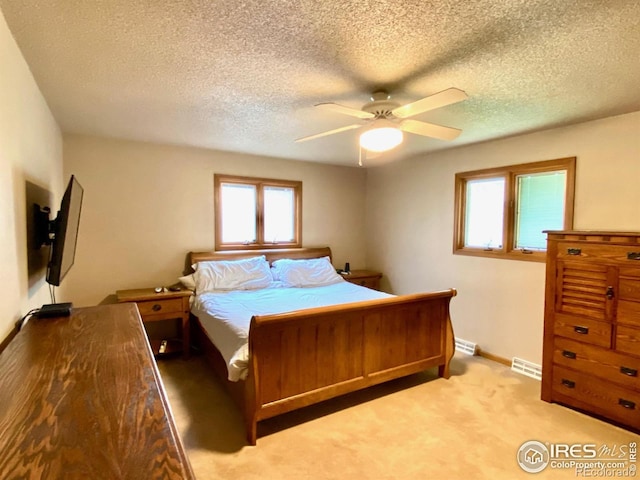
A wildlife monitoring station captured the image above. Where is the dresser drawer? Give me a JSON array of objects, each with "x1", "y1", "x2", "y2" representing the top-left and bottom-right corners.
[
  {"x1": 137, "y1": 298, "x2": 184, "y2": 317},
  {"x1": 553, "y1": 337, "x2": 640, "y2": 389},
  {"x1": 618, "y1": 275, "x2": 640, "y2": 327},
  {"x1": 620, "y1": 267, "x2": 640, "y2": 279},
  {"x1": 618, "y1": 300, "x2": 640, "y2": 327},
  {"x1": 616, "y1": 325, "x2": 640, "y2": 357},
  {"x1": 554, "y1": 313, "x2": 612, "y2": 348},
  {"x1": 552, "y1": 365, "x2": 640, "y2": 430},
  {"x1": 620, "y1": 276, "x2": 640, "y2": 298},
  {"x1": 557, "y1": 243, "x2": 640, "y2": 263}
]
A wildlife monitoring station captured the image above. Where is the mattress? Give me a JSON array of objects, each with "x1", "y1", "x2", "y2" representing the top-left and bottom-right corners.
[{"x1": 191, "y1": 281, "x2": 392, "y2": 381}]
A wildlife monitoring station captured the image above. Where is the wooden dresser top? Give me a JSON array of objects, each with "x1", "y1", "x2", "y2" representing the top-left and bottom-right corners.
[{"x1": 0, "y1": 303, "x2": 194, "y2": 479}]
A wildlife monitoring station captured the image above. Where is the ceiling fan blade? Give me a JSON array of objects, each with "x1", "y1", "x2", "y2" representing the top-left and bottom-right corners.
[
  {"x1": 315, "y1": 102, "x2": 375, "y2": 119},
  {"x1": 392, "y1": 88, "x2": 468, "y2": 119},
  {"x1": 295, "y1": 124, "x2": 362, "y2": 143},
  {"x1": 399, "y1": 119, "x2": 462, "y2": 141}
]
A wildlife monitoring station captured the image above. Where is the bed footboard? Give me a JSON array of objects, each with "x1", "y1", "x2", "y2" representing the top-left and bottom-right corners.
[{"x1": 244, "y1": 289, "x2": 456, "y2": 444}]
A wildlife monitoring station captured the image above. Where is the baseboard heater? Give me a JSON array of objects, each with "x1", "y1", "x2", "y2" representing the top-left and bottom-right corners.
[
  {"x1": 454, "y1": 337, "x2": 477, "y2": 356},
  {"x1": 511, "y1": 357, "x2": 542, "y2": 381}
]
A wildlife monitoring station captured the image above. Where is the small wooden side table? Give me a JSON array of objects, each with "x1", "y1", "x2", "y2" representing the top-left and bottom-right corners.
[
  {"x1": 342, "y1": 270, "x2": 383, "y2": 290},
  {"x1": 117, "y1": 288, "x2": 192, "y2": 358}
]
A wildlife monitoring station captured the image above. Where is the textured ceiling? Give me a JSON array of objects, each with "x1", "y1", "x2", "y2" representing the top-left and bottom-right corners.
[{"x1": 2, "y1": 0, "x2": 639, "y2": 167}]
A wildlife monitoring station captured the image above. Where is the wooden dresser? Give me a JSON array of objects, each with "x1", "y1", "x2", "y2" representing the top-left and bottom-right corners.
[
  {"x1": 542, "y1": 231, "x2": 640, "y2": 431},
  {"x1": 0, "y1": 303, "x2": 195, "y2": 479}
]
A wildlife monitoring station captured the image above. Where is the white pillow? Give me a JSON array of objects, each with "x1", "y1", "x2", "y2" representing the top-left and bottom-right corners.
[
  {"x1": 271, "y1": 256, "x2": 344, "y2": 287},
  {"x1": 193, "y1": 256, "x2": 272, "y2": 292},
  {"x1": 178, "y1": 274, "x2": 196, "y2": 291}
]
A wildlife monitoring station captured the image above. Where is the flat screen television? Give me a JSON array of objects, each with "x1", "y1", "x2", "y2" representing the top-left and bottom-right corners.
[
  {"x1": 47, "y1": 175, "x2": 84, "y2": 286},
  {"x1": 32, "y1": 175, "x2": 83, "y2": 318},
  {"x1": 34, "y1": 175, "x2": 84, "y2": 287}
]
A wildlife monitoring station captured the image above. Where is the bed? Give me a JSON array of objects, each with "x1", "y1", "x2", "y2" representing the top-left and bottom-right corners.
[{"x1": 188, "y1": 247, "x2": 456, "y2": 445}]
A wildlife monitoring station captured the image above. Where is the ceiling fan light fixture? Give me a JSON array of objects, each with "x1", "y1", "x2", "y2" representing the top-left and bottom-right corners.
[{"x1": 359, "y1": 121, "x2": 403, "y2": 152}]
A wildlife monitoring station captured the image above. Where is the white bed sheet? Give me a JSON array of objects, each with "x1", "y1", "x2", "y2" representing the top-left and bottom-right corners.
[{"x1": 191, "y1": 281, "x2": 392, "y2": 381}]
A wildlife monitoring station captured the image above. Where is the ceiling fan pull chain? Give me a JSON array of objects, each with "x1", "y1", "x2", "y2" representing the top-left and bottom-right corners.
[{"x1": 358, "y1": 146, "x2": 363, "y2": 167}]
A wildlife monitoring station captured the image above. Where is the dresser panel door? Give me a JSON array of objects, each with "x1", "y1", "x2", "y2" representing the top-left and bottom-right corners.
[{"x1": 555, "y1": 260, "x2": 615, "y2": 322}]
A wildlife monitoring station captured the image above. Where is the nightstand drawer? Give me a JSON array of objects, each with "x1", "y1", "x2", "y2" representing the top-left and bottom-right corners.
[
  {"x1": 137, "y1": 298, "x2": 184, "y2": 317},
  {"x1": 342, "y1": 270, "x2": 382, "y2": 291},
  {"x1": 352, "y1": 278, "x2": 380, "y2": 289}
]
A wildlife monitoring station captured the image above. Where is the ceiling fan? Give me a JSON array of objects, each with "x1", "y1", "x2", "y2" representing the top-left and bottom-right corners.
[{"x1": 296, "y1": 88, "x2": 468, "y2": 154}]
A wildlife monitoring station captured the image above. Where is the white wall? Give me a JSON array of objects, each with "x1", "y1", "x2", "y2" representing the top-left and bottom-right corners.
[
  {"x1": 365, "y1": 111, "x2": 640, "y2": 365},
  {"x1": 63, "y1": 134, "x2": 367, "y2": 306},
  {"x1": 0, "y1": 9, "x2": 63, "y2": 340}
]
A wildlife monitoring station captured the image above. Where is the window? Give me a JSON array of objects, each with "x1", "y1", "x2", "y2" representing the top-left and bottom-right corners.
[
  {"x1": 454, "y1": 157, "x2": 575, "y2": 262},
  {"x1": 214, "y1": 174, "x2": 302, "y2": 250}
]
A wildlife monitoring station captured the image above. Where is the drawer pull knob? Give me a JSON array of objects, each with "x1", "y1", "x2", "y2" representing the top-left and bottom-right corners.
[
  {"x1": 562, "y1": 350, "x2": 577, "y2": 359},
  {"x1": 606, "y1": 286, "x2": 615, "y2": 300},
  {"x1": 628, "y1": 252, "x2": 640, "y2": 261},
  {"x1": 152, "y1": 304, "x2": 162, "y2": 312},
  {"x1": 574, "y1": 326, "x2": 589, "y2": 335},
  {"x1": 561, "y1": 379, "x2": 576, "y2": 388},
  {"x1": 618, "y1": 399, "x2": 636, "y2": 410},
  {"x1": 620, "y1": 366, "x2": 638, "y2": 377},
  {"x1": 567, "y1": 248, "x2": 582, "y2": 255}
]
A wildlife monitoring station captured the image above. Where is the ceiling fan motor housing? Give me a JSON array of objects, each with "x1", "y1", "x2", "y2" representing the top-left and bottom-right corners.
[{"x1": 362, "y1": 90, "x2": 400, "y2": 119}]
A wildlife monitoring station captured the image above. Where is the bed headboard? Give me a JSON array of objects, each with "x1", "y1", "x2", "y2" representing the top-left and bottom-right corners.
[{"x1": 189, "y1": 247, "x2": 332, "y2": 270}]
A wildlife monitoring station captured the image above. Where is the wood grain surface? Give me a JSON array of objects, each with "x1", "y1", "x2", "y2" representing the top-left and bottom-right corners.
[{"x1": 0, "y1": 303, "x2": 194, "y2": 480}]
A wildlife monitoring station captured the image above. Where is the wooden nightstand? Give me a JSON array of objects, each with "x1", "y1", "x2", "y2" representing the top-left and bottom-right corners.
[
  {"x1": 116, "y1": 288, "x2": 192, "y2": 358},
  {"x1": 342, "y1": 270, "x2": 383, "y2": 290}
]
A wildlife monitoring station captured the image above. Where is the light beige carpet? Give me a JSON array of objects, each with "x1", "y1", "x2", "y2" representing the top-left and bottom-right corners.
[{"x1": 157, "y1": 354, "x2": 638, "y2": 479}]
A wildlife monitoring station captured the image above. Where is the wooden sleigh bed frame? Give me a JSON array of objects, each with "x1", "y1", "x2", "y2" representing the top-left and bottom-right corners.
[{"x1": 189, "y1": 247, "x2": 456, "y2": 445}]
